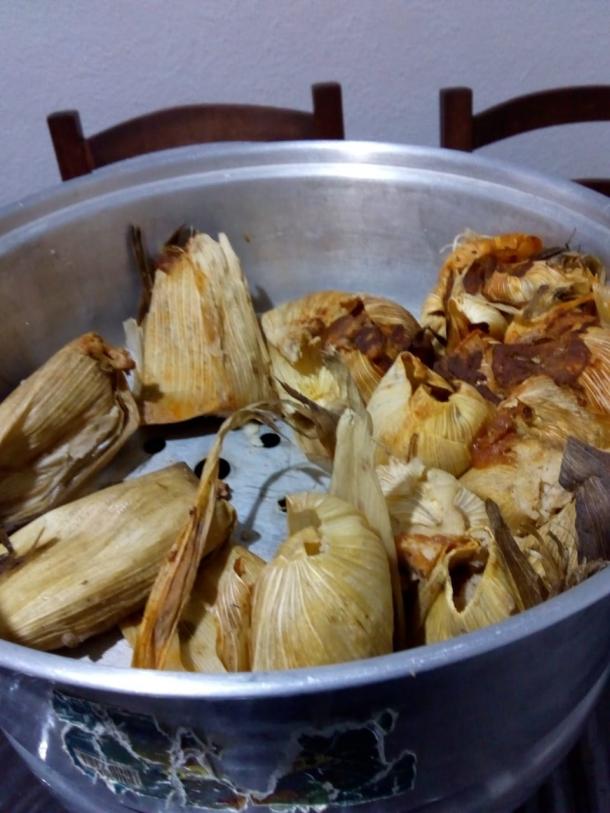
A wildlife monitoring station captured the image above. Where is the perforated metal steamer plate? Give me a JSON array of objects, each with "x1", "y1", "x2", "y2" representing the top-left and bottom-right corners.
[{"x1": 68, "y1": 417, "x2": 330, "y2": 668}]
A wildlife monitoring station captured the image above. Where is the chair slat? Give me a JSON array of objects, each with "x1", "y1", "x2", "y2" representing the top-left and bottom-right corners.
[
  {"x1": 440, "y1": 85, "x2": 610, "y2": 196},
  {"x1": 48, "y1": 83, "x2": 344, "y2": 181}
]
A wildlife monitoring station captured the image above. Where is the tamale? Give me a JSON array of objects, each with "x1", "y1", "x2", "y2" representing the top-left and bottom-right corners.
[
  {"x1": 462, "y1": 432, "x2": 569, "y2": 535},
  {"x1": 261, "y1": 290, "x2": 419, "y2": 406},
  {"x1": 367, "y1": 352, "x2": 493, "y2": 476},
  {"x1": 0, "y1": 464, "x2": 234, "y2": 651},
  {"x1": 377, "y1": 458, "x2": 489, "y2": 578},
  {"x1": 0, "y1": 333, "x2": 138, "y2": 529},
  {"x1": 420, "y1": 231, "x2": 543, "y2": 339},
  {"x1": 423, "y1": 537, "x2": 525, "y2": 643},
  {"x1": 251, "y1": 493, "x2": 393, "y2": 670},
  {"x1": 125, "y1": 230, "x2": 274, "y2": 424}
]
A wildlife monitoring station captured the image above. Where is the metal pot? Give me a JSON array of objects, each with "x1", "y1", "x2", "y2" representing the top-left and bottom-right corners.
[{"x1": 0, "y1": 143, "x2": 608, "y2": 813}]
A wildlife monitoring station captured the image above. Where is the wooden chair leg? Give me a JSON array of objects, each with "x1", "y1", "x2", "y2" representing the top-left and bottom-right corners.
[
  {"x1": 312, "y1": 83, "x2": 345, "y2": 139},
  {"x1": 47, "y1": 111, "x2": 94, "y2": 180},
  {"x1": 440, "y1": 87, "x2": 475, "y2": 151},
  {"x1": 576, "y1": 178, "x2": 610, "y2": 197}
]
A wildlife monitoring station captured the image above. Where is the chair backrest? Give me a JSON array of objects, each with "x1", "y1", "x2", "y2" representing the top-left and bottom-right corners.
[
  {"x1": 48, "y1": 82, "x2": 345, "y2": 181},
  {"x1": 440, "y1": 85, "x2": 610, "y2": 196}
]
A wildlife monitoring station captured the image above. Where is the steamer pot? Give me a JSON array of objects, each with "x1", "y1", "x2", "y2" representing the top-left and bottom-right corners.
[{"x1": 0, "y1": 142, "x2": 608, "y2": 813}]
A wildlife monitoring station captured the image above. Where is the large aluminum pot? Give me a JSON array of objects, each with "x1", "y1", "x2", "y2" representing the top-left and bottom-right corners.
[{"x1": 0, "y1": 143, "x2": 608, "y2": 813}]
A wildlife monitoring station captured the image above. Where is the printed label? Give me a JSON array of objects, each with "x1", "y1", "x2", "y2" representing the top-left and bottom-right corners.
[{"x1": 53, "y1": 691, "x2": 416, "y2": 811}]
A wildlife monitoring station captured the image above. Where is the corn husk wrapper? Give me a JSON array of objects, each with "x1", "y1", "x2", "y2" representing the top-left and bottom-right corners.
[
  {"x1": 434, "y1": 330, "x2": 501, "y2": 404},
  {"x1": 504, "y1": 294, "x2": 598, "y2": 344},
  {"x1": 423, "y1": 536, "x2": 523, "y2": 642},
  {"x1": 210, "y1": 544, "x2": 265, "y2": 671},
  {"x1": 503, "y1": 375, "x2": 610, "y2": 450},
  {"x1": 415, "y1": 536, "x2": 480, "y2": 625},
  {"x1": 422, "y1": 500, "x2": 544, "y2": 643},
  {"x1": 377, "y1": 457, "x2": 489, "y2": 577},
  {"x1": 121, "y1": 615, "x2": 185, "y2": 671},
  {"x1": 330, "y1": 408, "x2": 404, "y2": 646},
  {"x1": 0, "y1": 333, "x2": 138, "y2": 529},
  {"x1": 431, "y1": 231, "x2": 544, "y2": 303},
  {"x1": 490, "y1": 322, "x2": 610, "y2": 413},
  {"x1": 445, "y1": 288, "x2": 509, "y2": 349},
  {"x1": 420, "y1": 291, "x2": 447, "y2": 339},
  {"x1": 481, "y1": 258, "x2": 595, "y2": 308},
  {"x1": 559, "y1": 438, "x2": 610, "y2": 563},
  {"x1": 461, "y1": 434, "x2": 570, "y2": 535},
  {"x1": 125, "y1": 231, "x2": 273, "y2": 424},
  {"x1": 0, "y1": 464, "x2": 233, "y2": 651},
  {"x1": 579, "y1": 327, "x2": 610, "y2": 416},
  {"x1": 368, "y1": 352, "x2": 493, "y2": 476},
  {"x1": 517, "y1": 501, "x2": 579, "y2": 595},
  {"x1": 124, "y1": 544, "x2": 264, "y2": 672},
  {"x1": 133, "y1": 405, "x2": 278, "y2": 669},
  {"x1": 593, "y1": 276, "x2": 610, "y2": 327},
  {"x1": 276, "y1": 355, "x2": 363, "y2": 466},
  {"x1": 251, "y1": 492, "x2": 393, "y2": 670},
  {"x1": 485, "y1": 500, "x2": 547, "y2": 606},
  {"x1": 420, "y1": 232, "x2": 543, "y2": 338},
  {"x1": 261, "y1": 291, "x2": 420, "y2": 406}
]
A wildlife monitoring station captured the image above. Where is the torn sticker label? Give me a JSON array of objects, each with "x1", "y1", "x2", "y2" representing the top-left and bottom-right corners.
[{"x1": 53, "y1": 691, "x2": 416, "y2": 811}]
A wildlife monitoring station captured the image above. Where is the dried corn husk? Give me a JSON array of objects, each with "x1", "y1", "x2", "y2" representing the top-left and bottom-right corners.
[
  {"x1": 133, "y1": 405, "x2": 278, "y2": 669},
  {"x1": 495, "y1": 326, "x2": 610, "y2": 417},
  {"x1": 491, "y1": 329, "x2": 592, "y2": 403},
  {"x1": 559, "y1": 438, "x2": 610, "y2": 562},
  {"x1": 434, "y1": 330, "x2": 501, "y2": 404},
  {"x1": 593, "y1": 275, "x2": 610, "y2": 327},
  {"x1": 461, "y1": 434, "x2": 570, "y2": 535},
  {"x1": 423, "y1": 536, "x2": 524, "y2": 643},
  {"x1": 494, "y1": 326, "x2": 610, "y2": 417},
  {"x1": 436, "y1": 231, "x2": 544, "y2": 298},
  {"x1": 420, "y1": 231, "x2": 543, "y2": 338},
  {"x1": 421, "y1": 500, "x2": 544, "y2": 643},
  {"x1": 330, "y1": 408, "x2": 404, "y2": 645},
  {"x1": 122, "y1": 544, "x2": 263, "y2": 674},
  {"x1": 484, "y1": 500, "x2": 546, "y2": 607},
  {"x1": 420, "y1": 291, "x2": 447, "y2": 339},
  {"x1": 445, "y1": 288, "x2": 509, "y2": 348},
  {"x1": 504, "y1": 294, "x2": 598, "y2": 344},
  {"x1": 261, "y1": 291, "x2": 419, "y2": 405},
  {"x1": 377, "y1": 458, "x2": 489, "y2": 577},
  {"x1": 518, "y1": 501, "x2": 579, "y2": 595},
  {"x1": 125, "y1": 230, "x2": 273, "y2": 424},
  {"x1": 368, "y1": 352, "x2": 493, "y2": 476},
  {"x1": 251, "y1": 492, "x2": 393, "y2": 670},
  {"x1": 579, "y1": 327, "x2": 610, "y2": 416},
  {"x1": 481, "y1": 258, "x2": 595, "y2": 308},
  {"x1": 213, "y1": 545, "x2": 265, "y2": 671},
  {"x1": 503, "y1": 376, "x2": 610, "y2": 450},
  {"x1": 121, "y1": 615, "x2": 185, "y2": 670},
  {"x1": 275, "y1": 355, "x2": 362, "y2": 466},
  {"x1": 0, "y1": 333, "x2": 138, "y2": 529},
  {"x1": 0, "y1": 464, "x2": 234, "y2": 651}
]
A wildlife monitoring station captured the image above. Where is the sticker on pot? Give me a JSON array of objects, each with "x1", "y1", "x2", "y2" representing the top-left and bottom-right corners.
[{"x1": 53, "y1": 690, "x2": 416, "y2": 811}]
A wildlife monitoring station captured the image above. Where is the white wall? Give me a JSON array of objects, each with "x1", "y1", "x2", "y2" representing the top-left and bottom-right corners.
[{"x1": 1, "y1": 0, "x2": 609, "y2": 208}]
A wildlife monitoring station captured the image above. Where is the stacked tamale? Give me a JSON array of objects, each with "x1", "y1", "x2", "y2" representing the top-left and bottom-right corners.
[{"x1": 0, "y1": 227, "x2": 608, "y2": 672}]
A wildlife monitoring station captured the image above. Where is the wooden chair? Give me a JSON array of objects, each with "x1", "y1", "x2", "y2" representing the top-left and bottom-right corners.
[
  {"x1": 48, "y1": 82, "x2": 345, "y2": 181},
  {"x1": 440, "y1": 86, "x2": 610, "y2": 196}
]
